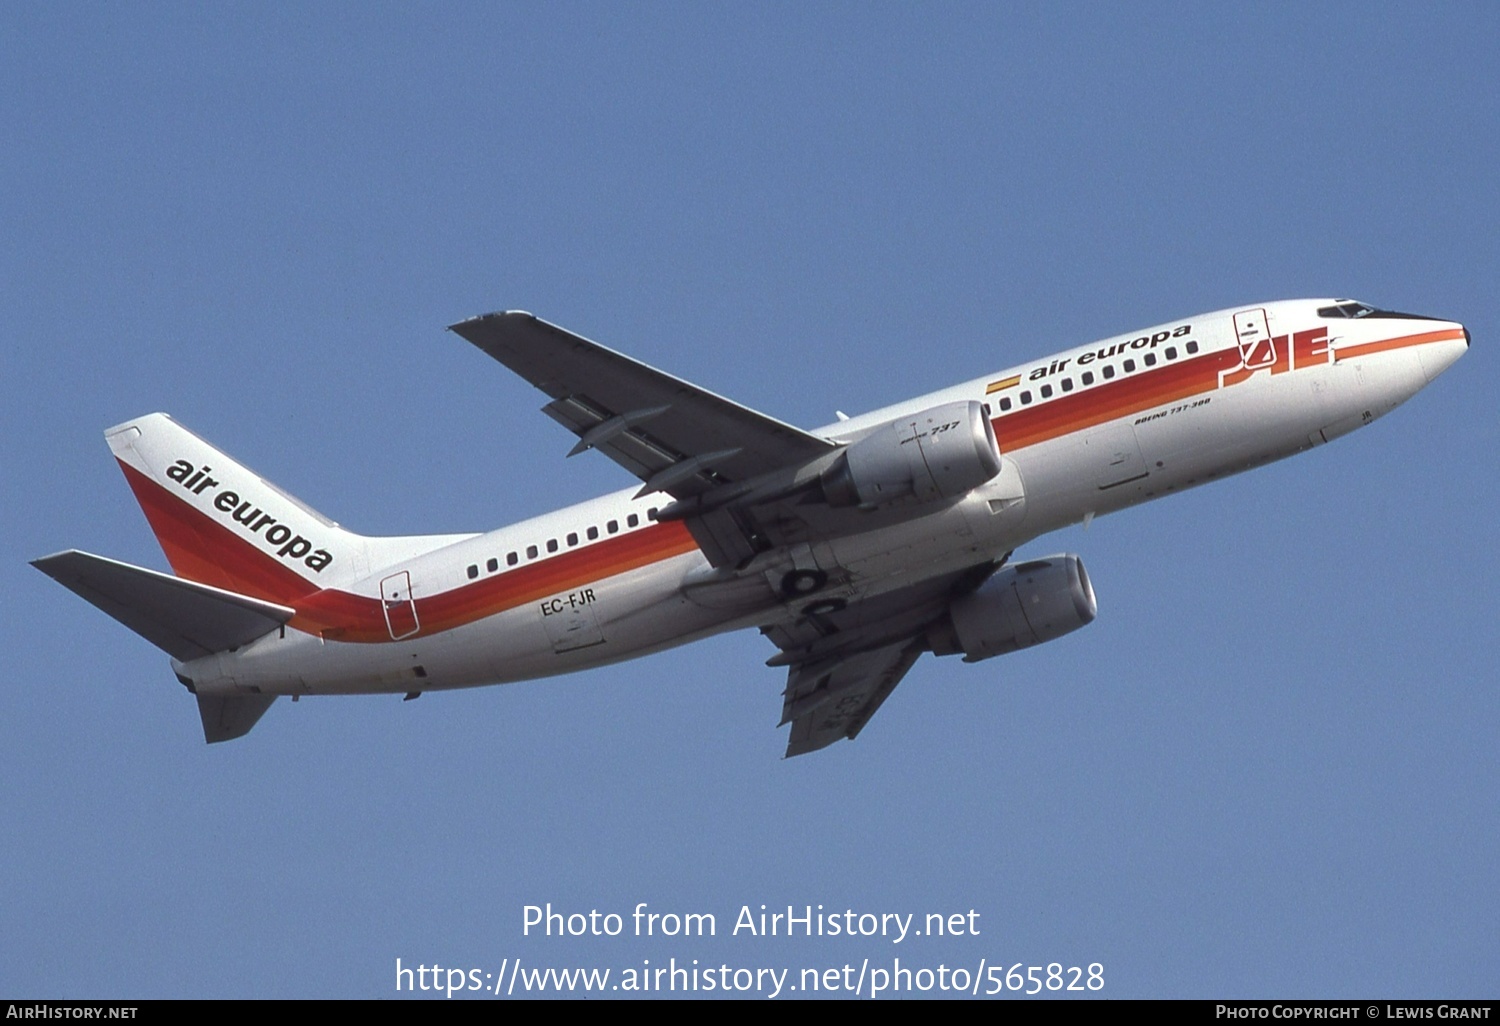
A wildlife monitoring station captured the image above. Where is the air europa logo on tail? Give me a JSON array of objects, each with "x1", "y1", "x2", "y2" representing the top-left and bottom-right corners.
[{"x1": 165, "y1": 460, "x2": 334, "y2": 573}]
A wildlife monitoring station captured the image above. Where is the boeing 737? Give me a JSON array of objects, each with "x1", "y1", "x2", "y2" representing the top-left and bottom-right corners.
[{"x1": 33, "y1": 299, "x2": 1468, "y2": 756}]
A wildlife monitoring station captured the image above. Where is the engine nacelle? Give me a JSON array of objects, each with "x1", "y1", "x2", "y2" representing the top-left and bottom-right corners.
[
  {"x1": 928, "y1": 554, "x2": 1097, "y2": 662},
  {"x1": 821, "y1": 400, "x2": 1001, "y2": 508}
]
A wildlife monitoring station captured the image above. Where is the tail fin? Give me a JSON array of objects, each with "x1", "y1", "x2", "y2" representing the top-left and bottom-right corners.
[{"x1": 106, "y1": 413, "x2": 367, "y2": 604}]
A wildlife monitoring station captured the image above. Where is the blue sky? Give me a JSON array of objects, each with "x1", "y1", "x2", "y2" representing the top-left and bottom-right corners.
[{"x1": 3, "y1": 3, "x2": 1496, "y2": 998}]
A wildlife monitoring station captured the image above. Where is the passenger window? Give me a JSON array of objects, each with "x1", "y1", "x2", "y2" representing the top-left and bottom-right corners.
[
  {"x1": 526, "y1": 545, "x2": 538, "y2": 559},
  {"x1": 486, "y1": 557, "x2": 498, "y2": 573},
  {"x1": 1165, "y1": 346, "x2": 1177, "y2": 360},
  {"x1": 1040, "y1": 384, "x2": 1053, "y2": 398},
  {"x1": 1102, "y1": 365, "x2": 1115, "y2": 379},
  {"x1": 566, "y1": 532, "x2": 577, "y2": 547},
  {"x1": 1061, "y1": 378, "x2": 1073, "y2": 392},
  {"x1": 1082, "y1": 371, "x2": 1094, "y2": 385},
  {"x1": 627, "y1": 514, "x2": 639, "y2": 528},
  {"x1": 1144, "y1": 353, "x2": 1157, "y2": 367},
  {"x1": 983, "y1": 402, "x2": 992, "y2": 416},
  {"x1": 999, "y1": 396, "x2": 1012, "y2": 411},
  {"x1": 1020, "y1": 390, "x2": 1032, "y2": 405},
  {"x1": 1123, "y1": 359, "x2": 1136, "y2": 373},
  {"x1": 507, "y1": 552, "x2": 519, "y2": 566},
  {"x1": 546, "y1": 539, "x2": 558, "y2": 553},
  {"x1": 1186, "y1": 341, "x2": 1199, "y2": 354},
  {"x1": 648, "y1": 508, "x2": 658, "y2": 520},
  {"x1": 607, "y1": 520, "x2": 618, "y2": 534},
  {"x1": 587, "y1": 526, "x2": 599, "y2": 541},
  {"x1": 466, "y1": 564, "x2": 478, "y2": 580}
]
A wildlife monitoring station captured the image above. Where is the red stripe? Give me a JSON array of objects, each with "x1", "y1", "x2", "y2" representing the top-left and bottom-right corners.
[{"x1": 118, "y1": 460, "x2": 320, "y2": 605}]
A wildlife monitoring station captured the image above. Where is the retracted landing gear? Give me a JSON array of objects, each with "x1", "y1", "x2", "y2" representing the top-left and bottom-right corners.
[{"x1": 780, "y1": 568, "x2": 827, "y2": 598}]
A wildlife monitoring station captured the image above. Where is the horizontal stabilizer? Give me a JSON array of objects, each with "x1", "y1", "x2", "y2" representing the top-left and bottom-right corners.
[
  {"x1": 197, "y1": 693, "x2": 277, "y2": 743},
  {"x1": 32, "y1": 550, "x2": 296, "y2": 662}
]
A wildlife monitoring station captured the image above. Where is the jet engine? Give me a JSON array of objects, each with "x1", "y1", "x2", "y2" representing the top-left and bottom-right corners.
[
  {"x1": 928, "y1": 554, "x2": 1097, "y2": 662},
  {"x1": 821, "y1": 400, "x2": 1001, "y2": 508}
]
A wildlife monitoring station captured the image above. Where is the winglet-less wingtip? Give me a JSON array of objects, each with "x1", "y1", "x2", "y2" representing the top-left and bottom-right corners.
[{"x1": 447, "y1": 310, "x2": 535, "y2": 333}]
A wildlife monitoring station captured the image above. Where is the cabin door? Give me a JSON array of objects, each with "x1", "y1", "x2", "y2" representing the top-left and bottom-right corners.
[{"x1": 380, "y1": 571, "x2": 420, "y2": 640}]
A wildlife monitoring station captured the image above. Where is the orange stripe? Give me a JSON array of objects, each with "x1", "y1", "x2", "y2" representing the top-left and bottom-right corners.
[
  {"x1": 294, "y1": 521, "x2": 699, "y2": 642},
  {"x1": 997, "y1": 347, "x2": 1238, "y2": 452},
  {"x1": 1333, "y1": 328, "x2": 1465, "y2": 363},
  {"x1": 119, "y1": 459, "x2": 701, "y2": 644}
]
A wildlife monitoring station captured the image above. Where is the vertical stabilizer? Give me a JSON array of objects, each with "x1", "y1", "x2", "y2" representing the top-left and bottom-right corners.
[{"x1": 106, "y1": 413, "x2": 368, "y2": 604}]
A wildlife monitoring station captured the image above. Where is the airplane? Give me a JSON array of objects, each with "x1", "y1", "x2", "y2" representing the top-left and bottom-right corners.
[{"x1": 32, "y1": 299, "x2": 1468, "y2": 756}]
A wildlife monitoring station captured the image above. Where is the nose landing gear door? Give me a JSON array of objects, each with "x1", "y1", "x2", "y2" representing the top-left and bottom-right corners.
[{"x1": 380, "y1": 571, "x2": 420, "y2": 640}]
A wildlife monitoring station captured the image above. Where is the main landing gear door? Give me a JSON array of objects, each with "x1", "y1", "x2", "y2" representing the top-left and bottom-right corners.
[{"x1": 380, "y1": 571, "x2": 420, "y2": 640}]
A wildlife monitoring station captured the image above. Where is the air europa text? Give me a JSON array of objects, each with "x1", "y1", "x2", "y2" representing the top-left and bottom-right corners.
[
  {"x1": 1029, "y1": 323, "x2": 1194, "y2": 379},
  {"x1": 165, "y1": 459, "x2": 333, "y2": 572}
]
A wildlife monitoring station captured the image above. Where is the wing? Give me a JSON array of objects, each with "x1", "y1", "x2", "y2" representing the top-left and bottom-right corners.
[
  {"x1": 451, "y1": 312, "x2": 861, "y2": 568},
  {"x1": 451, "y1": 311, "x2": 994, "y2": 570},
  {"x1": 449, "y1": 312, "x2": 834, "y2": 498},
  {"x1": 767, "y1": 562, "x2": 998, "y2": 757},
  {"x1": 780, "y1": 639, "x2": 926, "y2": 757}
]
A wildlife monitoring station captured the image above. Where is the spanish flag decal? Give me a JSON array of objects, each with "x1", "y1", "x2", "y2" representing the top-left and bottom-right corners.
[{"x1": 985, "y1": 375, "x2": 1021, "y2": 394}]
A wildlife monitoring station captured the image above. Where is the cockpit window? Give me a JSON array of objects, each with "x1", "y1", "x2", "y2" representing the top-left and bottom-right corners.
[
  {"x1": 1317, "y1": 300, "x2": 1434, "y2": 321},
  {"x1": 1317, "y1": 301, "x2": 1376, "y2": 319}
]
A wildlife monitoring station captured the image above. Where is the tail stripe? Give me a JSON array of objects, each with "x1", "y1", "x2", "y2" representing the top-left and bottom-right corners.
[{"x1": 118, "y1": 460, "x2": 320, "y2": 606}]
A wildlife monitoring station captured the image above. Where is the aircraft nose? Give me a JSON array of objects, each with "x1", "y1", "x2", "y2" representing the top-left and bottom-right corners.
[{"x1": 1417, "y1": 320, "x2": 1469, "y2": 383}]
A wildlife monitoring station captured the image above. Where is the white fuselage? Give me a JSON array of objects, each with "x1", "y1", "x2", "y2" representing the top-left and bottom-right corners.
[{"x1": 175, "y1": 299, "x2": 1467, "y2": 699}]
